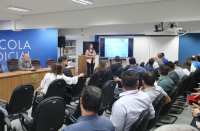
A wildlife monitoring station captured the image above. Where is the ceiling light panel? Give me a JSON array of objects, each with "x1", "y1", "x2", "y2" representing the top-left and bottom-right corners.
[
  {"x1": 71, "y1": 0, "x2": 93, "y2": 5},
  {"x1": 6, "y1": 6, "x2": 30, "y2": 12}
]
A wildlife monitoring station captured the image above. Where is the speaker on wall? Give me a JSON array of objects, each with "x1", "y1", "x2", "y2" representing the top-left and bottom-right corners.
[{"x1": 58, "y1": 36, "x2": 65, "y2": 47}]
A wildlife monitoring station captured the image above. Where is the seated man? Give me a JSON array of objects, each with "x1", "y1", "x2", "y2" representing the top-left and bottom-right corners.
[
  {"x1": 128, "y1": 57, "x2": 146, "y2": 74},
  {"x1": 139, "y1": 71, "x2": 171, "y2": 104},
  {"x1": 191, "y1": 55, "x2": 200, "y2": 72},
  {"x1": 58, "y1": 56, "x2": 73, "y2": 77},
  {"x1": 174, "y1": 61, "x2": 186, "y2": 80},
  {"x1": 161, "y1": 52, "x2": 168, "y2": 64},
  {"x1": 158, "y1": 65, "x2": 175, "y2": 95},
  {"x1": 157, "y1": 53, "x2": 164, "y2": 67},
  {"x1": 62, "y1": 86, "x2": 114, "y2": 131},
  {"x1": 110, "y1": 56, "x2": 122, "y2": 76},
  {"x1": 152, "y1": 55, "x2": 159, "y2": 69},
  {"x1": 111, "y1": 71, "x2": 155, "y2": 131},
  {"x1": 18, "y1": 54, "x2": 35, "y2": 71},
  {"x1": 165, "y1": 61, "x2": 180, "y2": 86},
  {"x1": 144, "y1": 58, "x2": 154, "y2": 71}
]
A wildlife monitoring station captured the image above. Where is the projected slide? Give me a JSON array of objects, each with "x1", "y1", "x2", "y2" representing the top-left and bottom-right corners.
[{"x1": 105, "y1": 38, "x2": 128, "y2": 57}]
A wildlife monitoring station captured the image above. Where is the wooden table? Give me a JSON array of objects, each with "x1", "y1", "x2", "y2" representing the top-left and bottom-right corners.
[{"x1": 0, "y1": 66, "x2": 75, "y2": 103}]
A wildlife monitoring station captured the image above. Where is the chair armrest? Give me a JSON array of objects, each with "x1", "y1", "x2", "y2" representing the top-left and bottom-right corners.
[
  {"x1": 21, "y1": 113, "x2": 32, "y2": 131},
  {"x1": 4, "y1": 117, "x2": 12, "y2": 131},
  {"x1": 66, "y1": 104, "x2": 76, "y2": 111},
  {"x1": 0, "y1": 99, "x2": 8, "y2": 104}
]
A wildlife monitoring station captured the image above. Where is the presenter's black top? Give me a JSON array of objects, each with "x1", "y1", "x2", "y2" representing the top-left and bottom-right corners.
[
  {"x1": 110, "y1": 62, "x2": 122, "y2": 76},
  {"x1": 62, "y1": 67, "x2": 73, "y2": 77}
]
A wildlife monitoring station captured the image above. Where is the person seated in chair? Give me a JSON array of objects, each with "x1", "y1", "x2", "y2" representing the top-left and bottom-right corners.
[
  {"x1": 96, "y1": 59, "x2": 107, "y2": 78},
  {"x1": 111, "y1": 71, "x2": 155, "y2": 131},
  {"x1": 110, "y1": 56, "x2": 122, "y2": 76},
  {"x1": 18, "y1": 54, "x2": 35, "y2": 71},
  {"x1": 174, "y1": 61, "x2": 186, "y2": 80},
  {"x1": 144, "y1": 58, "x2": 154, "y2": 71},
  {"x1": 62, "y1": 86, "x2": 114, "y2": 131},
  {"x1": 191, "y1": 55, "x2": 200, "y2": 72},
  {"x1": 37, "y1": 63, "x2": 84, "y2": 94},
  {"x1": 157, "y1": 53, "x2": 164, "y2": 67},
  {"x1": 152, "y1": 55, "x2": 159, "y2": 69},
  {"x1": 157, "y1": 65, "x2": 175, "y2": 95},
  {"x1": 139, "y1": 71, "x2": 171, "y2": 105},
  {"x1": 58, "y1": 56, "x2": 73, "y2": 77},
  {"x1": 128, "y1": 57, "x2": 146, "y2": 74}
]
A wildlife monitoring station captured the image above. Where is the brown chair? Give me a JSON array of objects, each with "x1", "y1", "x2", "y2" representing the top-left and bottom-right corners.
[
  {"x1": 0, "y1": 63, "x2": 3, "y2": 73},
  {"x1": 31, "y1": 59, "x2": 42, "y2": 69},
  {"x1": 7, "y1": 58, "x2": 18, "y2": 72},
  {"x1": 46, "y1": 59, "x2": 56, "y2": 67}
]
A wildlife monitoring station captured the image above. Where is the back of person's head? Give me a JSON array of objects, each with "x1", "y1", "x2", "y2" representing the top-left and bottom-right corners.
[
  {"x1": 161, "y1": 52, "x2": 164, "y2": 57},
  {"x1": 81, "y1": 86, "x2": 103, "y2": 113},
  {"x1": 96, "y1": 60, "x2": 107, "y2": 74},
  {"x1": 191, "y1": 55, "x2": 197, "y2": 61},
  {"x1": 140, "y1": 62, "x2": 145, "y2": 67},
  {"x1": 152, "y1": 55, "x2": 158, "y2": 61},
  {"x1": 165, "y1": 61, "x2": 174, "y2": 70},
  {"x1": 196, "y1": 54, "x2": 200, "y2": 62},
  {"x1": 122, "y1": 71, "x2": 139, "y2": 90},
  {"x1": 149, "y1": 58, "x2": 154, "y2": 66},
  {"x1": 129, "y1": 57, "x2": 136, "y2": 65},
  {"x1": 157, "y1": 53, "x2": 162, "y2": 59},
  {"x1": 115, "y1": 56, "x2": 120, "y2": 62},
  {"x1": 58, "y1": 56, "x2": 67, "y2": 63},
  {"x1": 159, "y1": 65, "x2": 169, "y2": 76},
  {"x1": 155, "y1": 124, "x2": 198, "y2": 131},
  {"x1": 183, "y1": 58, "x2": 192, "y2": 71},
  {"x1": 50, "y1": 63, "x2": 63, "y2": 76},
  {"x1": 174, "y1": 61, "x2": 182, "y2": 67},
  {"x1": 142, "y1": 71, "x2": 155, "y2": 86}
]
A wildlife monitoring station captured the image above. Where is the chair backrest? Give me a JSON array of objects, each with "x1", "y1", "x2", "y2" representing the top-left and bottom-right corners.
[
  {"x1": 115, "y1": 67, "x2": 123, "y2": 79},
  {"x1": 101, "y1": 80, "x2": 116, "y2": 108},
  {"x1": 31, "y1": 59, "x2": 42, "y2": 69},
  {"x1": 0, "y1": 63, "x2": 3, "y2": 73},
  {"x1": 46, "y1": 59, "x2": 56, "y2": 67},
  {"x1": 7, "y1": 84, "x2": 34, "y2": 114},
  {"x1": 159, "y1": 86, "x2": 177, "y2": 117},
  {"x1": 88, "y1": 71, "x2": 100, "y2": 87},
  {"x1": 99, "y1": 69, "x2": 112, "y2": 85},
  {"x1": 0, "y1": 110, "x2": 5, "y2": 131},
  {"x1": 178, "y1": 76, "x2": 188, "y2": 96},
  {"x1": 124, "y1": 65, "x2": 130, "y2": 71},
  {"x1": 72, "y1": 75, "x2": 87, "y2": 97},
  {"x1": 130, "y1": 109, "x2": 150, "y2": 131},
  {"x1": 44, "y1": 79, "x2": 66, "y2": 99},
  {"x1": 32, "y1": 97, "x2": 65, "y2": 131},
  {"x1": 7, "y1": 58, "x2": 18, "y2": 72},
  {"x1": 154, "y1": 68, "x2": 160, "y2": 80},
  {"x1": 184, "y1": 72, "x2": 194, "y2": 92},
  {"x1": 146, "y1": 94, "x2": 165, "y2": 130}
]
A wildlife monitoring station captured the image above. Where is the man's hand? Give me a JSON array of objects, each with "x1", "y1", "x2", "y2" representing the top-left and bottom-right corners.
[
  {"x1": 192, "y1": 108, "x2": 200, "y2": 117},
  {"x1": 139, "y1": 86, "x2": 145, "y2": 92},
  {"x1": 114, "y1": 77, "x2": 121, "y2": 82},
  {"x1": 197, "y1": 126, "x2": 200, "y2": 130},
  {"x1": 191, "y1": 103, "x2": 200, "y2": 109},
  {"x1": 29, "y1": 68, "x2": 34, "y2": 71},
  {"x1": 194, "y1": 88, "x2": 200, "y2": 91},
  {"x1": 77, "y1": 73, "x2": 85, "y2": 78},
  {"x1": 191, "y1": 93, "x2": 200, "y2": 98}
]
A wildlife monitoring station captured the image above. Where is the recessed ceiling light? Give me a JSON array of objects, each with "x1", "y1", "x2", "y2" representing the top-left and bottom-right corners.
[
  {"x1": 71, "y1": 0, "x2": 93, "y2": 5},
  {"x1": 6, "y1": 6, "x2": 30, "y2": 12}
]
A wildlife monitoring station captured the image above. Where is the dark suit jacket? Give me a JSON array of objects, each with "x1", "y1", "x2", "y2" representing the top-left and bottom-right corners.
[
  {"x1": 110, "y1": 63, "x2": 122, "y2": 76},
  {"x1": 62, "y1": 67, "x2": 73, "y2": 77}
]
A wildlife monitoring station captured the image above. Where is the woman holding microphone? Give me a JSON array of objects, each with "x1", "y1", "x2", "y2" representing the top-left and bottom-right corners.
[{"x1": 85, "y1": 43, "x2": 96, "y2": 77}]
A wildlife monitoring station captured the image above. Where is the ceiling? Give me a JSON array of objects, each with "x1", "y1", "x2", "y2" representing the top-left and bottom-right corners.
[{"x1": 0, "y1": 0, "x2": 172, "y2": 16}]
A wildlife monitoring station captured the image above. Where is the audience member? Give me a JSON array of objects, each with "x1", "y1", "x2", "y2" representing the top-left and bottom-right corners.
[
  {"x1": 111, "y1": 71, "x2": 155, "y2": 131},
  {"x1": 58, "y1": 56, "x2": 73, "y2": 77},
  {"x1": 157, "y1": 65, "x2": 175, "y2": 94},
  {"x1": 38, "y1": 63, "x2": 84, "y2": 94},
  {"x1": 165, "y1": 61, "x2": 180, "y2": 86},
  {"x1": 110, "y1": 56, "x2": 122, "y2": 76},
  {"x1": 140, "y1": 62, "x2": 145, "y2": 68},
  {"x1": 0, "y1": 106, "x2": 8, "y2": 117},
  {"x1": 183, "y1": 58, "x2": 192, "y2": 76},
  {"x1": 18, "y1": 54, "x2": 35, "y2": 71},
  {"x1": 62, "y1": 86, "x2": 114, "y2": 131},
  {"x1": 128, "y1": 57, "x2": 146, "y2": 74},
  {"x1": 155, "y1": 124, "x2": 198, "y2": 131},
  {"x1": 161, "y1": 52, "x2": 168, "y2": 64},
  {"x1": 191, "y1": 55, "x2": 200, "y2": 72},
  {"x1": 96, "y1": 60, "x2": 107, "y2": 77},
  {"x1": 174, "y1": 61, "x2": 186, "y2": 80},
  {"x1": 144, "y1": 58, "x2": 154, "y2": 71},
  {"x1": 157, "y1": 53, "x2": 164, "y2": 66},
  {"x1": 197, "y1": 54, "x2": 200, "y2": 62},
  {"x1": 152, "y1": 55, "x2": 159, "y2": 69},
  {"x1": 139, "y1": 71, "x2": 171, "y2": 104}
]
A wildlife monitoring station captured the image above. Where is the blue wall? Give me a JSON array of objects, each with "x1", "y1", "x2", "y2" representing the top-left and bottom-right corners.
[
  {"x1": 179, "y1": 33, "x2": 200, "y2": 66},
  {"x1": 0, "y1": 28, "x2": 58, "y2": 72}
]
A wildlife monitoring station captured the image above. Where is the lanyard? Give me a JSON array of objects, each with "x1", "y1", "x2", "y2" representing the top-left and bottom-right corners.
[{"x1": 120, "y1": 91, "x2": 139, "y2": 98}]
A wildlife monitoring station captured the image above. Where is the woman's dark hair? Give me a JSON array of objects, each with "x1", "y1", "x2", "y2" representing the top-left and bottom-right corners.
[
  {"x1": 50, "y1": 63, "x2": 63, "y2": 76},
  {"x1": 142, "y1": 71, "x2": 155, "y2": 86},
  {"x1": 183, "y1": 57, "x2": 192, "y2": 71},
  {"x1": 88, "y1": 43, "x2": 94, "y2": 51},
  {"x1": 96, "y1": 60, "x2": 107, "y2": 74}
]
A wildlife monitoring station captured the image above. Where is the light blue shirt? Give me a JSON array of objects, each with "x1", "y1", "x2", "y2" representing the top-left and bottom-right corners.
[
  {"x1": 127, "y1": 65, "x2": 146, "y2": 74},
  {"x1": 110, "y1": 89, "x2": 155, "y2": 131},
  {"x1": 174, "y1": 67, "x2": 186, "y2": 80}
]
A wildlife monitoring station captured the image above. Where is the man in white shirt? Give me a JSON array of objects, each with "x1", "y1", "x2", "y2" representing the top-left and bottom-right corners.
[
  {"x1": 152, "y1": 55, "x2": 159, "y2": 69},
  {"x1": 110, "y1": 70, "x2": 155, "y2": 131}
]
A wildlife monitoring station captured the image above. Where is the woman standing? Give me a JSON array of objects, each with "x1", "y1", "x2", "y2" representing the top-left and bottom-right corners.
[{"x1": 85, "y1": 43, "x2": 96, "y2": 77}]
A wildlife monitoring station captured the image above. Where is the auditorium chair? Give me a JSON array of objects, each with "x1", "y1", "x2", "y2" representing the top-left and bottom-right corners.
[
  {"x1": 98, "y1": 69, "x2": 112, "y2": 88},
  {"x1": 146, "y1": 94, "x2": 165, "y2": 130},
  {"x1": 124, "y1": 65, "x2": 130, "y2": 71},
  {"x1": 115, "y1": 67, "x2": 124, "y2": 88},
  {"x1": 31, "y1": 59, "x2": 42, "y2": 69},
  {"x1": 31, "y1": 79, "x2": 66, "y2": 117},
  {"x1": 0, "y1": 84, "x2": 34, "y2": 121},
  {"x1": 21, "y1": 97, "x2": 65, "y2": 131},
  {"x1": 154, "y1": 68, "x2": 160, "y2": 80},
  {"x1": 0, "y1": 63, "x2": 3, "y2": 73},
  {"x1": 87, "y1": 71, "x2": 100, "y2": 87},
  {"x1": 46, "y1": 59, "x2": 56, "y2": 67},
  {"x1": 98, "y1": 80, "x2": 116, "y2": 115},
  {"x1": 7, "y1": 58, "x2": 18, "y2": 72},
  {"x1": 130, "y1": 109, "x2": 150, "y2": 131},
  {"x1": 0, "y1": 110, "x2": 13, "y2": 131}
]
